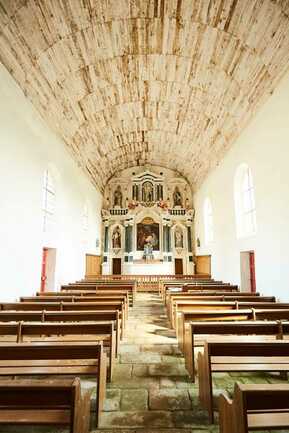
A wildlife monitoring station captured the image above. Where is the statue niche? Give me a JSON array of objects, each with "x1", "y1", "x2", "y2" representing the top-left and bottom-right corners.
[
  {"x1": 173, "y1": 186, "x2": 182, "y2": 207},
  {"x1": 114, "y1": 185, "x2": 123, "y2": 208},
  {"x1": 142, "y1": 181, "x2": 154, "y2": 203},
  {"x1": 112, "y1": 226, "x2": 121, "y2": 249},
  {"x1": 174, "y1": 226, "x2": 184, "y2": 248}
]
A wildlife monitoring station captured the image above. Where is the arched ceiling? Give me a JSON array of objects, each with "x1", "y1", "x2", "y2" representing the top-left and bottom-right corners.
[{"x1": 0, "y1": 0, "x2": 288, "y2": 191}]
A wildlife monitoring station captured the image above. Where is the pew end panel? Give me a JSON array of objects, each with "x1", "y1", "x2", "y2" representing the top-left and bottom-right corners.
[
  {"x1": 220, "y1": 382, "x2": 289, "y2": 433},
  {"x1": 218, "y1": 392, "x2": 234, "y2": 433},
  {"x1": 96, "y1": 343, "x2": 107, "y2": 428}
]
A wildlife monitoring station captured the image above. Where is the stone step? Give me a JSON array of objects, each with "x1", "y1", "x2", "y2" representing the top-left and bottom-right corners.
[
  {"x1": 98, "y1": 409, "x2": 211, "y2": 429},
  {"x1": 94, "y1": 429, "x2": 210, "y2": 433}
]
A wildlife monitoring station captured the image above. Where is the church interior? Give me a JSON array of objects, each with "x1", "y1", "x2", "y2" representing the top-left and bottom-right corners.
[{"x1": 0, "y1": 0, "x2": 289, "y2": 432}]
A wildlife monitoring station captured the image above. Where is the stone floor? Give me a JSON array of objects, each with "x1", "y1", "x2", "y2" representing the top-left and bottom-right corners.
[
  {"x1": 1, "y1": 292, "x2": 288, "y2": 433},
  {"x1": 95, "y1": 293, "x2": 289, "y2": 433},
  {"x1": 98, "y1": 292, "x2": 213, "y2": 432}
]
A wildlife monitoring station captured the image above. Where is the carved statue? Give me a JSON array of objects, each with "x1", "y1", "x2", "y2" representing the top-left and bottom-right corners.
[
  {"x1": 175, "y1": 227, "x2": 184, "y2": 248},
  {"x1": 142, "y1": 182, "x2": 154, "y2": 202},
  {"x1": 112, "y1": 226, "x2": 121, "y2": 249},
  {"x1": 132, "y1": 184, "x2": 139, "y2": 201},
  {"x1": 143, "y1": 241, "x2": 154, "y2": 260},
  {"x1": 173, "y1": 186, "x2": 182, "y2": 207},
  {"x1": 114, "y1": 185, "x2": 123, "y2": 208}
]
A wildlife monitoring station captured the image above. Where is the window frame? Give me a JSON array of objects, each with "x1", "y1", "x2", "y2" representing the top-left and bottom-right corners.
[
  {"x1": 234, "y1": 164, "x2": 257, "y2": 238},
  {"x1": 42, "y1": 169, "x2": 56, "y2": 232}
]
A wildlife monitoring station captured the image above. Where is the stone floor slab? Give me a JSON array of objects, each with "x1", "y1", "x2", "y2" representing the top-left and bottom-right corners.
[
  {"x1": 120, "y1": 352, "x2": 162, "y2": 364},
  {"x1": 103, "y1": 389, "x2": 121, "y2": 411},
  {"x1": 149, "y1": 388, "x2": 191, "y2": 411},
  {"x1": 121, "y1": 389, "x2": 148, "y2": 411},
  {"x1": 99, "y1": 410, "x2": 174, "y2": 428}
]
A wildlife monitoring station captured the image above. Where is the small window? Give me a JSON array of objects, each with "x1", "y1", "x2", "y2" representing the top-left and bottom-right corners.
[
  {"x1": 42, "y1": 169, "x2": 55, "y2": 232},
  {"x1": 204, "y1": 198, "x2": 214, "y2": 244},
  {"x1": 235, "y1": 164, "x2": 257, "y2": 238}
]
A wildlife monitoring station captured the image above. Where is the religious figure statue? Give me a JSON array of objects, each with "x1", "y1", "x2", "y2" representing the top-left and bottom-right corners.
[
  {"x1": 173, "y1": 186, "x2": 182, "y2": 207},
  {"x1": 175, "y1": 227, "x2": 184, "y2": 248},
  {"x1": 142, "y1": 182, "x2": 154, "y2": 202},
  {"x1": 112, "y1": 226, "x2": 121, "y2": 249},
  {"x1": 143, "y1": 241, "x2": 154, "y2": 260},
  {"x1": 132, "y1": 184, "x2": 139, "y2": 201},
  {"x1": 114, "y1": 186, "x2": 123, "y2": 208}
]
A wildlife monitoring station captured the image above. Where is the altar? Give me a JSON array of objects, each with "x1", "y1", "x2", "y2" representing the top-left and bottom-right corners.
[
  {"x1": 123, "y1": 260, "x2": 174, "y2": 275},
  {"x1": 101, "y1": 165, "x2": 195, "y2": 275}
]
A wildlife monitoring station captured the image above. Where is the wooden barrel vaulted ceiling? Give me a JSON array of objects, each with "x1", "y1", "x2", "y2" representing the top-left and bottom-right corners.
[{"x1": 0, "y1": 0, "x2": 288, "y2": 191}]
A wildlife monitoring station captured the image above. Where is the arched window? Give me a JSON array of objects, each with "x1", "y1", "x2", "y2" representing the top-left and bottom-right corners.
[
  {"x1": 234, "y1": 164, "x2": 257, "y2": 238},
  {"x1": 204, "y1": 198, "x2": 214, "y2": 244},
  {"x1": 42, "y1": 169, "x2": 55, "y2": 232}
]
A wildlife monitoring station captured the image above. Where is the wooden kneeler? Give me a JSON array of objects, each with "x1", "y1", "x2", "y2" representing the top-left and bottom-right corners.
[{"x1": 0, "y1": 378, "x2": 90, "y2": 433}]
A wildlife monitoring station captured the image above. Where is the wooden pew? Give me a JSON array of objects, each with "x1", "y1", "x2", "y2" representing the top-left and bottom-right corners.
[
  {"x1": 164, "y1": 290, "x2": 262, "y2": 306},
  {"x1": 167, "y1": 295, "x2": 276, "y2": 325},
  {"x1": 176, "y1": 308, "x2": 289, "y2": 352},
  {"x1": 0, "y1": 378, "x2": 90, "y2": 433},
  {"x1": 20, "y1": 294, "x2": 129, "y2": 320},
  {"x1": 219, "y1": 382, "x2": 289, "y2": 433},
  {"x1": 63, "y1": 282, "x2": 137, "y2": 304},
  {"x1": 0, "y1": 321, "x2": 116, "y2": 382},
  {"x1": 159, "y1": 279, "x2": 213, "y2": 297},
  {"x1": 0, "y1": 301, "x2": 126, "y2": 335},
  {"x1": 177, "y1": 309, "x2": 254, "y2": 350},
  {"x1": 198, "y1": 340, "x2": 289, "y2": 423},
  {"x1": 161, "y1": 280, "x2": 236, "y2": 297},
  {"x1": 184, "y1": 320, "x2": 285, "y2": 381},
  {"x1": 165, "y1": 291, "x2": 261, "y2": 307},
  {"x1": 0, "y1": 310, "x2": 121, "y2": 354},
  {"x1": 37, "y1": 289, "x2": 131, "y2": 306},
  {"x1": 0, "y1": 342, "x2": 106, "y2": 427},
  {"x1": 171, "y1": 300, "x2": 289, "y2": 330}
]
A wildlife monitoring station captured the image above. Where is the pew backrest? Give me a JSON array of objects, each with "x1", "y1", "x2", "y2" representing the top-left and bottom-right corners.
[
  {"x1": 198, "y1": 340, "x2": 289, "y2": 423},
  {"x1": 0, "y1": 377, "x2": 90, "y2": 433},
  {"x1": 185, "y1": 320, "x2": 284, "y2": 381},
  {"x1": 0, "y1": 342, "x2": 106, "y2": 427}
]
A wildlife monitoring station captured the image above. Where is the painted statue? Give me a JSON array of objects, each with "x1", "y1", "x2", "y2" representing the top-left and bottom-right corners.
[
  {"x1": 143, "y1": 241, "x2": 154, "y2": 260},
  {"x1": 132, "y1": 184, "x2": 139, "y2": 201},
  {"x1": 112, "y1": 226, "x2": 121, "y2": 249},
  {"x1": 114, "y1": 185, "x2": 123, "y2": 208},
  {"x1": 173, "y1": 186, "x2": 182, "y2": 207},
  {"x1": 142, "y1": 182, "x2": 154, "y2": 202},
  {"x1": 175, "y1": 227, "x2": 184, "y2": 248}
]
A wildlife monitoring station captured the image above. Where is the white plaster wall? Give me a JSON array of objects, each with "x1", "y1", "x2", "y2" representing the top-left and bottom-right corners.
[
  {"x1": 0, "y1": 64, "x2": 103, "y2": 301},
  {"x1": 194, "y1": 73, "x2": 289, "y2": 301}
]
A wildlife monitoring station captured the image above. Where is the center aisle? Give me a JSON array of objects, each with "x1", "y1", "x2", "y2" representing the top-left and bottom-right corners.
[{"x1": 96, "y1": 292, "x2": 217, "y2": 433}]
